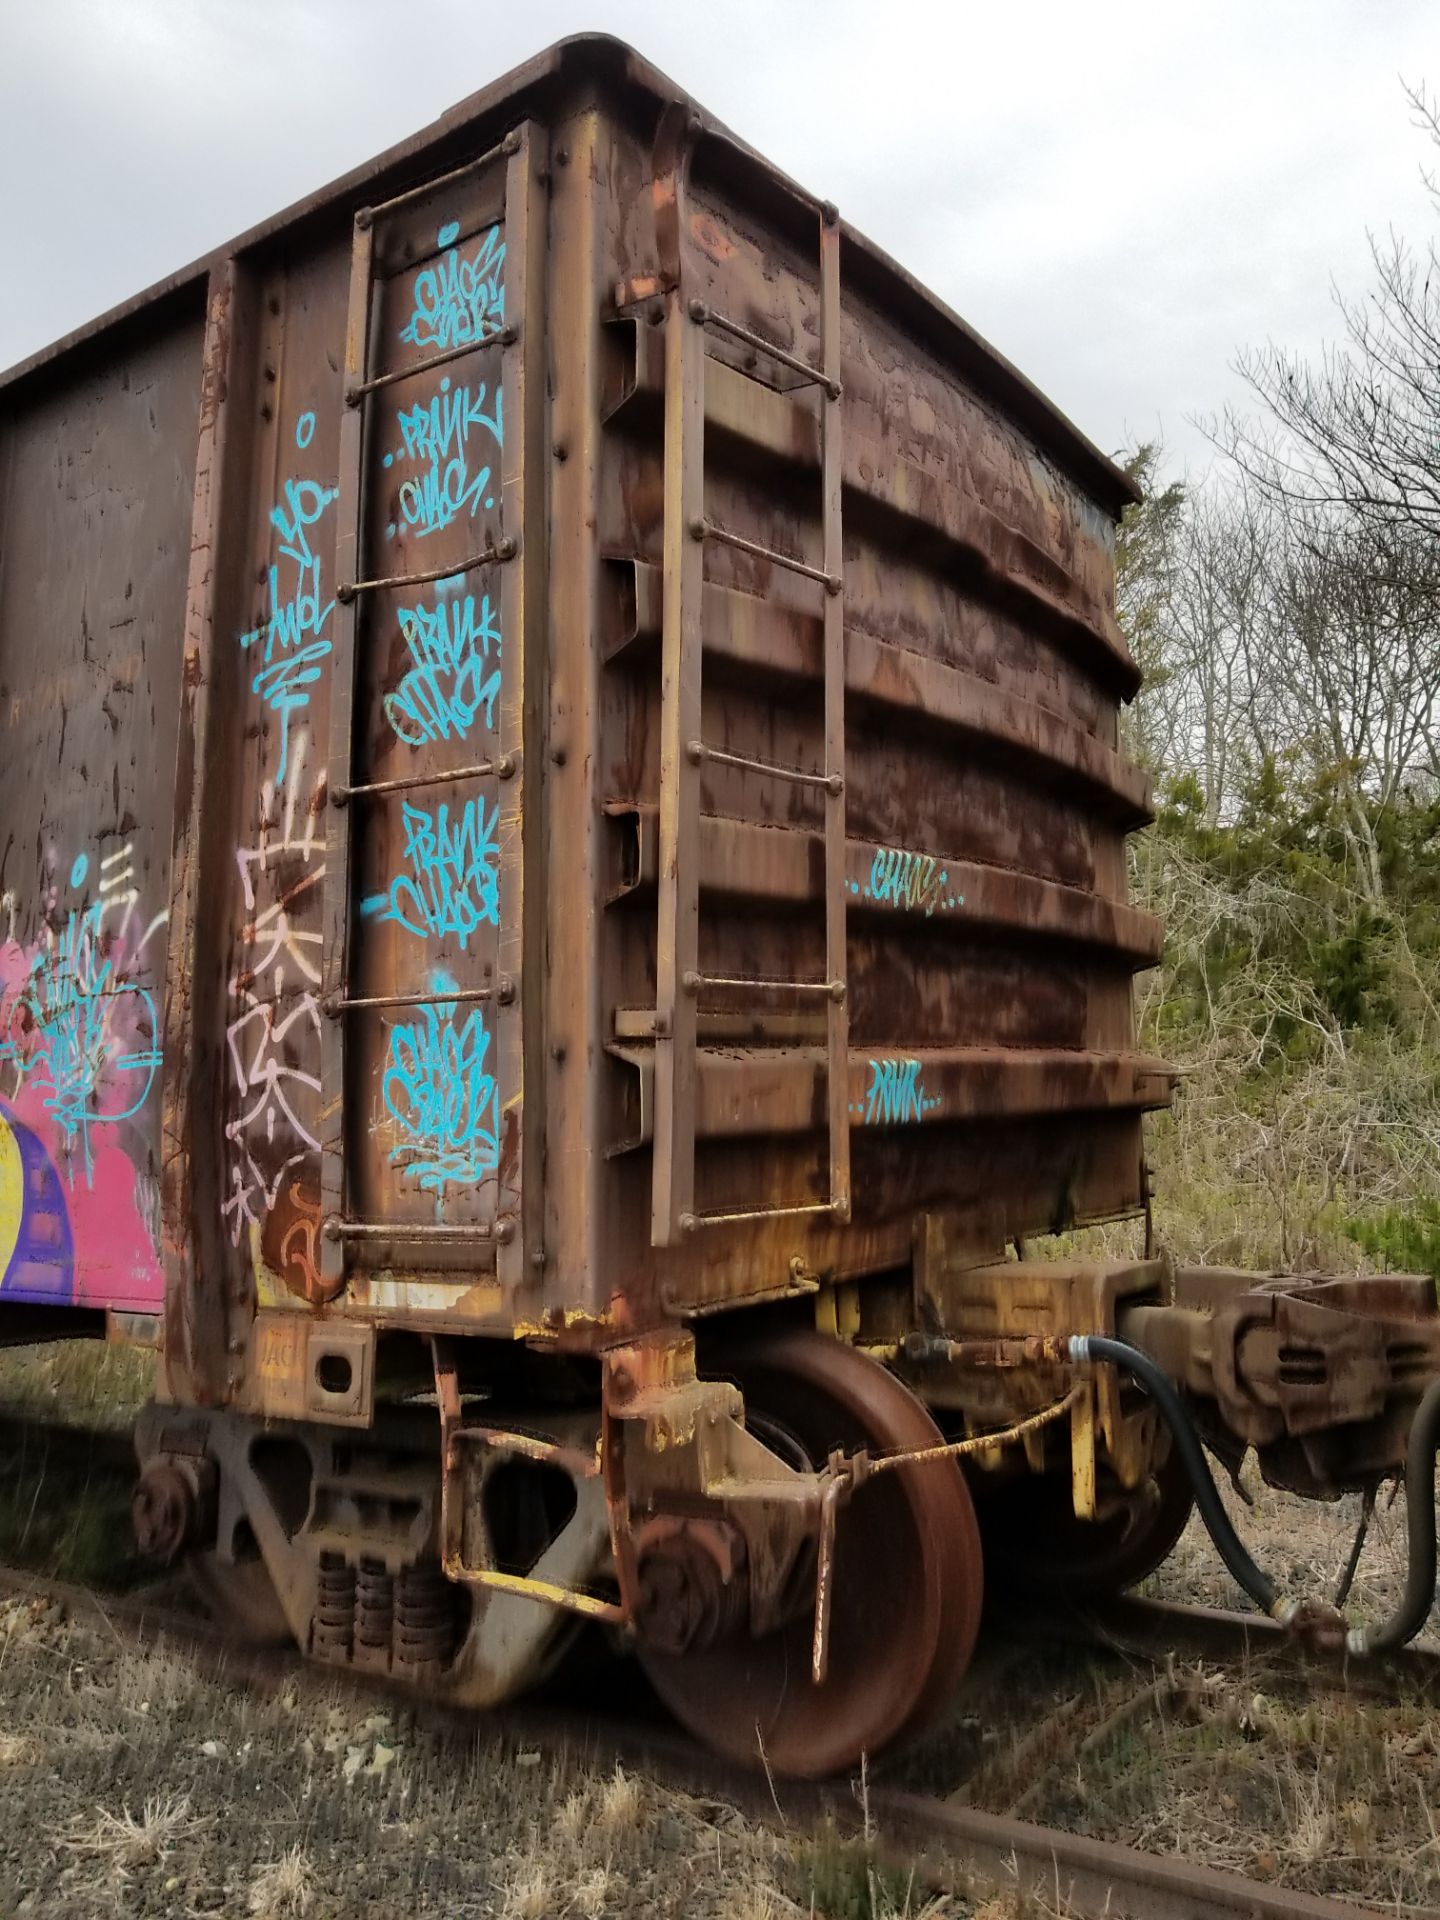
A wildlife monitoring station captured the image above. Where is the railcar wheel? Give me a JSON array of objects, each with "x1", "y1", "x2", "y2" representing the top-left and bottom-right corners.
[
  {"x1": 977, "y1": 1446, "x2": 1194, "y2": 1601},
  {"x1": 187, "y1": 1548, "x2": 293, "y2": 1648},
  {"x1": 637, "y1": 1328, "x2": 983, "y2": 1777}
]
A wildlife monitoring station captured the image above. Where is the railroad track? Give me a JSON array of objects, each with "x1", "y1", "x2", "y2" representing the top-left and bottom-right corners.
[
  {"x1": 0, "y1": 1553, "x2": 1418, "y2": 1920},
  {"x1": 2, "y1": 1415, "x2": 1433, "y2": 1917},
  {"x1": 1067, "y1": 1591, "x2": 1440, "y2": 1694}
]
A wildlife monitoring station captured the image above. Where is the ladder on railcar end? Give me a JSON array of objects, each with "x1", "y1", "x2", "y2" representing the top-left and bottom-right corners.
[
  {"x1": 317, "y1": 124, "x2": 545, "y2": 1300},
  {"x1": 649, "y1": 169, "x2": 850, "y2": 1249}
]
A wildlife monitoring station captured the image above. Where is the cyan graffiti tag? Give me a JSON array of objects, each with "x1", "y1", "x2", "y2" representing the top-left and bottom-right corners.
[
  {"x1": 851, "y1": 1056, "x2": 942, "y2": 1127},
  {"x1": 0, "y1": 904, "x2": 161, "y2": 1179},
  {"x1": 852, "y1": 846, "x2": 964, "y2": 918},
  {"x1": 386, "y1": 377, "x2": 502, "y2": 539},
  {"x1": 402, "y1": 222, "x2": 506, "y2": 352},
  {"x1": 240, "y1": 430, "x2": 339, "y2": 781},
  {"x1": 363, "y1": 797, "x2": 499, "y2": 950},
  {"x1": 383, "y1": 991, "x2": 500, "y2": 1195},
  {"x1": 384, "y1": 590, "x2": 501, "y2": 746}
]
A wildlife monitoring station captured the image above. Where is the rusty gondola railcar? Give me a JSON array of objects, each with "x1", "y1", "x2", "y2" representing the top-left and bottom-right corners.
[{"x1": 5, "y1": 36, "x2": 1439, "y2": 1776}]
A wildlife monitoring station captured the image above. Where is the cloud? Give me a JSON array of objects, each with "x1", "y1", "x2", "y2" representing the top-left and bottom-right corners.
[{"x1": 2, "y1": 0, "x2": 1436, "y2": 467}]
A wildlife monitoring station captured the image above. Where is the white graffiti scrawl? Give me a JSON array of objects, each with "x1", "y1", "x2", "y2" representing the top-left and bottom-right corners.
[{"x1": 222, "y1": 731, "x2": 325, "y2": 1249}]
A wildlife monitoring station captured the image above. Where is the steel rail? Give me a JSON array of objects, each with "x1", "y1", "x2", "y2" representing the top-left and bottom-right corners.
[
  {"x1": 0, "y1": 1413, "x2": 1418, "y2": 1920},
  {"x1": 0, "y1": 1545, "x2": 1395, "y2": 1920},
  {"x1": 1061, "y1": 1590, "x2": 1440, "y2": 1696}
]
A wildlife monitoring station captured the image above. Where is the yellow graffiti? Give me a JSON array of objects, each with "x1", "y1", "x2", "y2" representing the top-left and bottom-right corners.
[{"x1": 0, "y1": 1113, "x2": 21, "y2": 1283}]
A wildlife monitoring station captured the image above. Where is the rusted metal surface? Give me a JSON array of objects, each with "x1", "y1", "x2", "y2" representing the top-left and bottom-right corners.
[
  {"x1": 0, "y1": 298, "x2": 205, "y2": 1319},
  {"x1": 0, "y1": 38, "x2": 1209, "y2": 1778},
  {"x1": 1120, "y1": 1266, "x2": 1440, "y2": 1494},
  {"x1": 632, "y1": 1328, "x2": 984, "y2": 1777},
  {"x1": 0, "y1": 36, "x2": 1162, "y2": 1349}
]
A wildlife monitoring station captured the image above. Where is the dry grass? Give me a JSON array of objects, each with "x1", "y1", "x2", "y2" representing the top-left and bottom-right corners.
[
  {"x1": 0, "y1": 1597, "x2": 930, "y2": 1918},
  {"x1": 0, "y1": 1337, "x2": 154, "y2": 1427},
  {"x1": 57, "y1": 1790, "x2": 209, "y2": 1883},
  {"x1": 248, "y1": 1846, "x2": 316, "y2": 1918}
]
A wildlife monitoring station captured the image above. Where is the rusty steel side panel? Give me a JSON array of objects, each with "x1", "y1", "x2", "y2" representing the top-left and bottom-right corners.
[
  {"x1": 197, "y1": 129, "x2": 570, "y2": 1345},
  {"x1": 0, "y1": 44, "x2": 1165, "y2": 1372},
  {"x1": 585, "y1": 107, "x2": 1168, "y2": 1317},
  {"x1": 0, "y1": 308, "x2": 205, "y2": 1312}
]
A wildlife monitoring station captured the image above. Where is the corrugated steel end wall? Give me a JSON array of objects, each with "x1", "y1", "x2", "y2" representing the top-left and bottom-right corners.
[{"x1": 0, "y1": 42, "x2": 1168, "y2": 1358}]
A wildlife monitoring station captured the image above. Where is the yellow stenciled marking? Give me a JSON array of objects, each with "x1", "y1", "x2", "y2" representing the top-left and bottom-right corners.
[
  {"x1": 0, "y1": 1113, "x2": 24, "y2": 1284},
  {"x1": 248, "y1": 1220, "x2": 288, "y2": 1309},
  {"x1": 255, "y1": 1317, "x2": 305, "y2": 1382}
]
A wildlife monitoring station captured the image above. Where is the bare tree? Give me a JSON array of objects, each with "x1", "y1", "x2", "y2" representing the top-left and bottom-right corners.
[
  {"x1": 1167, "y1": 479, "x2": 1278, "y2": 823},
  {"x1": 1223, "y1": 84, "x2": 1440, "y2": 544}
]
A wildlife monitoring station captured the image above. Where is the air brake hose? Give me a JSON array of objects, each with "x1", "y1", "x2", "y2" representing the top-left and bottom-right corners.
[
  {"x1": 1067, "y1": 1333, "x2": 1282, "y2": 1620},
  {"x1": 1345, "y1": 1375, "x2": 1440, "y2": 1656},
  {"x1": 1069, "y1": 1335, "x2": 1440, "y2": 1647}
]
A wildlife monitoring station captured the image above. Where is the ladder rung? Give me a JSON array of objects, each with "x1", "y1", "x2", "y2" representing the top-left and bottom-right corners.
[
  {"x1": 359, "y1": 128, "x2": 521, "y2": 225},
  {"x1": 347, "y1": 328, "x2": 515, "y2": 406},
  {"x1": 682, "y1": 971, "x2": 845, "y2": 1000},
  {"x1": 323, "y1": 1217, "x2": 512, "y2": 1244},
  {"x1": 324, "y1": 980, "x2": 512, "y2": 1016},
  {"x1": 686, "y1": 739, "x2": 841, "y2": 794},
  {"x1": 332, "y1": 756, "x2": 514, "y2": 805},
  {"x1": 687, "y1": 299, "x2": 841, "y2": 400},
  {"x1": 338, "y1": 537, "x2": 516, "y2": 603},
  {"x1": 691, "y1": 518, "x2": 840, "y2": 595},
  {"x1": 680, "y1": 1199, "x2": 844, "y2": 1233}
]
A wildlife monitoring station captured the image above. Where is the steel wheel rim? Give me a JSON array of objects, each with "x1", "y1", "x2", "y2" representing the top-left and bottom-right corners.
[
  {"x1": 637, "y1": 1328, "x2": 983, "y2": 1777},
  {"x1": 977, "y1": 1445, "x2": 1195, "y2": 1600}
]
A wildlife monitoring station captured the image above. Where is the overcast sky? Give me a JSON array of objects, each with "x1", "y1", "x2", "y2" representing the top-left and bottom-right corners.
[{"x1": 2, "y1": 0, "x2": 1435, "y2": 473}]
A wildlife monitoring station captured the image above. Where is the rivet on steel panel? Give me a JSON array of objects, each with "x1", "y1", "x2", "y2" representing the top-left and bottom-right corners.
[
  {"x1": 495, "y1": 752, "x2": 518, "y2": 779},
  {"x1": 497, "y1": 974, "x2": 517, "y2": 1006}
]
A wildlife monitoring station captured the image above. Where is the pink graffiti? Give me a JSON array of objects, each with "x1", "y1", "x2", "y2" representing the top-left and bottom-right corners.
[{"x1": 0, "y1": 860, "x2": 167, "y2": 1311}]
